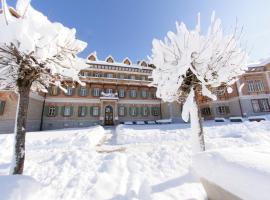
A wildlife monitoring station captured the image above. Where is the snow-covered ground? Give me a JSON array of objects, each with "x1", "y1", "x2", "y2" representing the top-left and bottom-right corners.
[{"x1": 0, "y1": 121, "x2": 270, "y2": 199}]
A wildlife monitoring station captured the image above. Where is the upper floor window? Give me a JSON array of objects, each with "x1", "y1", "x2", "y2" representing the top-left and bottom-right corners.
[
  {"x1": 107, "y1": 73, "x2": 113, "y2": 78},
  {"x1": 251, "y1": 99, "x2": 270, "y2": 112},
  {"x1": 66, "y1": 87, "x2": 73, "y2": 96},
  {"x1": 141, "y1": 76, "x2": 146, "y2": 81},
  {"x1": 119, "y1": 89, "x2": 125, "y2": 98},
  {"x1": 93, "y1": 88, "x2": 100, "y2": 97},
  {"x1": 50, "y1": 86, "x2": 58, "y2": 96},
  {"x1": 82, "y1": 71, "x2": 88, "y2": 77},
  {"x1": 130, "y1": 89, "x2": 137, "y2": 98},
  {"x1": 217, "y1": 106, "x2": 230, "y2": 115},
  {"x1": 79, "y1": 87, "x2": 88, "y2": 96},
  {"x1": 130, "y1": 75, "x2": 136, "y2": 80},
  {"x1": 141, "y1": 90, "x2": 147, "y2": 98},
  {"x1": 0, "y1": 101, "x2": 6, "y2": 115},
  {"x1": 94, "y1": 73, "x2": 101, "y2": 78},
  {"x1": 106, "y1": 88, "x2": 113, "y2": 94},
  {"x1": 247, "y1": 80, "x2": 265, "y2": 92},
  {"x1": 119, "y1": 74, "x2": 125, "y2": 79}
]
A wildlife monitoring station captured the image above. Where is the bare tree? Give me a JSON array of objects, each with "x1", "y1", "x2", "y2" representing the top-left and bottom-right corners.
[
  {"x1": 0, "y1": 0, "x2": 87, "y2": 174},
  {"x1": 150, "y1": 13, "x2": 248, "y2": 152}
]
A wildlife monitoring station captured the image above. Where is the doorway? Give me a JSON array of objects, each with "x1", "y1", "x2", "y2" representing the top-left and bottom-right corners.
[{"x1": 104, "y1": 105, "x2": 114, "y2": 125}]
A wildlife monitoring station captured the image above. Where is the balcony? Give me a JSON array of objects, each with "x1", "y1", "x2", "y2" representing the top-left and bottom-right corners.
[{"x1": 80, "y1": 77, "x2": 152, "y2": 86}]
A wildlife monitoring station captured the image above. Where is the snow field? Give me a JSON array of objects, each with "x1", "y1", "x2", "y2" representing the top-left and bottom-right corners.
[{"x1": 0, "y1": 121, "x2": 270, "y2": 199}]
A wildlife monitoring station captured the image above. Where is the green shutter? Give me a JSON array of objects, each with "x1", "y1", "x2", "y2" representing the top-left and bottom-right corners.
[
  {"x1": 226, "y1": 106, "x2": 230, "y2": 114},
  {"x1": 136, "y1": 107, "x2": 139, "y2": 116},
  {"x1": 78, "y1": 106, "x2": 82, "y2": 116},
  {"x1": 129, "y1": 107, "x2": 132, "y2": 116},
  {"x1": 61, "y1": 106, "x2": 65, "y2": 116},
  {"x1": 140, "y1": 107, "x2": 144, "y2": 116},
  {"x1": 97, "y1": 107, "x2": 100, "y2": 116},
  {"x1": 78, "y1": 87, "x2": 81, "y2": 96},
  {"x1": 70, "y1": 106, "x2": 74, "y2": 116},
  {"x1": 90, "y1": 106, "x2": 93, "y2": 116},
  {"x1": 55, "y1": 106, "x2": 59, "y2": 116},
  {"x1": 0, "y1": 101, "x2": 5, "y2": 115}
]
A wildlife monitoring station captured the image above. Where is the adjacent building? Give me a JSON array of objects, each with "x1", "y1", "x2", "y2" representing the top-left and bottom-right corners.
[{"x1": 0, "y1": 54, "x2": 270, "y2": 133}]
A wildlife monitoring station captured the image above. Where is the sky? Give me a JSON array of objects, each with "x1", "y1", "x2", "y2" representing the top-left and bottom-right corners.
[{"x1": 6, "y1": 0, "x2": 270, "y2": 63}]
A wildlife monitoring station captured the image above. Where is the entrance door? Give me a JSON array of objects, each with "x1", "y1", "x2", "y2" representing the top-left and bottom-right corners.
[{"x1": 104, "y1": 105, "x2": 114, "y2": 125}]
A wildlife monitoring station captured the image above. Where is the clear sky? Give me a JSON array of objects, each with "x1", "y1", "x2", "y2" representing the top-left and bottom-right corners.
[{"x1": 6, "y1": 0, "x2": 270, "y2": 63}]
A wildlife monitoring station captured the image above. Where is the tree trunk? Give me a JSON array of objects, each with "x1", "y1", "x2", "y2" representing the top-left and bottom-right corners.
[
  {"x1": 190, "y1": 86, "x2": 206, "y2": 152},
  {"x1": 10, "y1": 86, "x2": 31, "y2": 174}
]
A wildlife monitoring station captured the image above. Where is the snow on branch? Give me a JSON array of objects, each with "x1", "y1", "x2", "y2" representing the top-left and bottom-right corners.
[
  {"x1": 150, "y1": 12, "x2": 248, "y2": 104},
  {"x1": 0, "y1": 1, "x2": 87, "y2": 92}
]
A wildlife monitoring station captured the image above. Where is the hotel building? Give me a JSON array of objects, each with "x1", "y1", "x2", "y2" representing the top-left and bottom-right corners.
[{"x1": 0, "y1": 54, "x2": 270, "y2": 133}]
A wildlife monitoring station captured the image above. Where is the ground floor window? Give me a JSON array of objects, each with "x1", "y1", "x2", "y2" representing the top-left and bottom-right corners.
[
  {"x1": 151, "y1": 107, "x2": 160, "y2": 116},
  {"x1": 141, "y1": 107, "x2": 149, "y2": 116},
  {"x1": 92, "y1": 106, "x2": 100, "y2": 116},
  {"x1": 216, "y1": 106, "x2": 230, "y2": 115},
  {"x1": 48, "y1": 106, "x2": 57, "y2": 117},
  {"x1": 119, "y1": 106, "x2": 126, "y2": 116},
  {"x1": 129, "y1": 107, "x2": 137, "y2": 116},
  {"x1": 0, "y1": 101, "x2": 5, "y2": 115},
  {"x1": 78, "y1": 106, "x2": 87, "y2": 117},
  {"x1": 63, "y1": 106, "x2": 73, "y2": 117},
  {"x1": 251, "y1": 99, "x2": 270, "y2": 112},
  {"x1": 201, "y1": 107, "x2": 211, "y2": 116}
]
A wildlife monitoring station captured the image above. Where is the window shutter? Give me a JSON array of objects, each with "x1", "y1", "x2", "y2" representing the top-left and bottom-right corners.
[
  {"x1": 78, "y1": 87, "x2": 82, "y2": 96},
  {"x1": 0, "y1": 101, "x2": 5, "y2": 115},
  {"x1": 55, "y1": 106, "x2": 59, "y2": 116},
  {"x1": 129, "y1": 107, "x2": 132, "y2": 116},
  {"x1": 147, "y1": 107, "x2": 150, "y2": 116},
  {"x1": 86, "y1": 88, "x2": 89, "y2": 96},
  {"x1": 225, "y1": 106, "x2": 230, "y2": 114},
  {"x1": 136, "y1": 107, "x2": 139, "y2": 116},
  {"x1": 78, "y1": 106, "x2": 82, "y2": 116},
  {"x1": 70, "y1": 106, "x2": 74, "y2": 116},
  {"x1": 140, "y1": 107, "x2": 143, "y2": 116},
  {"x1": 90, "y1": 106, "x2": 93, "y2": 116},
  {"x1": 124, "y1": 107, "x2": 127, "y2": 116},
  {"x1": 61, "y1": 106, "x2": 65, "y2": 116},
  {"x1": 97, "y1": 107, "x2": 100, "y2": 116},
  {"x1": 151, "y1": 107, "x2": 155, "y2": 116}
]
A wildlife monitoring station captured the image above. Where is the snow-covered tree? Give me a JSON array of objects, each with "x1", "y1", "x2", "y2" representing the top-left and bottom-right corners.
[
  {"x1": 150, "y1": 13, "x2": 248, "y2": 152},
  {"x1": 0, "y1": 0, "x2": 87, "y2": 174}
]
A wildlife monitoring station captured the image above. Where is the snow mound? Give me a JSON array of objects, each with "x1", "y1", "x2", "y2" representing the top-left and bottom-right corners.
[
  {"x1": 193, "y1": 147, "x2": 270, "y2": 200},
  {"x1": 0, "y1": 175, "x2": 41, "y2": 200}
]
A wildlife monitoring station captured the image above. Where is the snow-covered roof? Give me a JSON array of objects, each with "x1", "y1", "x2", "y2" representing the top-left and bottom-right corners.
[{"x1": 247, "y1": 57, "x2": 270, "y2": 68}]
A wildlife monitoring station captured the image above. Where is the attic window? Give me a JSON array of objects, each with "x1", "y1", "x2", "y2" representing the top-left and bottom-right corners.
[
  {"x1": 88, "y1": 55, "x2": 96, "y2": 61},
  {"x1": 106, "y1": 57, "x2": 114, "y2": 63},
  {"x1": 123, "y1": 58, "x2": 131, "y2": 65}
]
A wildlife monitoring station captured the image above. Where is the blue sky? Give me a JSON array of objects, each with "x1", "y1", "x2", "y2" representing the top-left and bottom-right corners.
[{"x1": 6, "y1": 0, "x2": 270, "y2": 63}]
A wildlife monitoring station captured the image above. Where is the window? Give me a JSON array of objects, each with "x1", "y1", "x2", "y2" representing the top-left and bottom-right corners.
[
  {"x1": 92, "y1": 107, "x2": 100, "y2": 116},
  {"x1": 66, "y1": 87, "x2": 73, "y2": 96},
  {"x1": 48, "y1": 106, "x2": 57, "y2": 117},
  {"x1": 151, "y1": 92, "x2": 157, "y2": 99},
  {"x1": 63, "y1": 106, "x2": 72, "y2": 117},
  {"x1": 94, "y1": 73, "x2": 101, "y2": 78},
  {"x1": 141, "y1": 76, "x2": 146, "y2": 81},
  {"x1": 201, "y1": 107, "x2": 211, "y2": 116},
  {"x1": 141, "y1": 107, "x2": 149, "y2": 116},
  {"x1": 119, "y1": 106, "x2": 126, "y2": 116},
  {"x1": 119, "y1": 89, "x2": 125, "y2": 98},
  {"x1": 251, "y1": 99, "x2": 270, "y2": 112},
  {"x1": 106, "y1": 88, "x2": 113, "y2": 94},
  {"x1": 141, "y1": 90, "x2": 147, "y2": 98},
  {"x1": 130, "y1": 90, "x2": 137, "y2": 98},
  {"x1": 255, "y1": 80, "x2": 264, "y2": 92},
  {"x1": 0, "y1": 101, "x2": 5, "y2": 115},
  {"x1": 93, "y1": 88, "x2": 100, "y2": 97},
  {"x1": 80, "y1": 87, "x2": 88, "y2": 96},
  {"x1": 151, "y1": 107, "x2": 160, "y2": 116},
  {"x1": 247, "y1": 80, "x2": 265, "y2": 92},
  {"x1": 50, "y1": 86, "x2": 58, "y2": 96},
  {"x1": 107, "y1": 73, "x2": 113, "y2": 78},
  {"x1": 78, "y1": 106, "x2": 87, "y2": 117},
  {"x1": 82, "y1": 71, "x2": 88, "y2": 77},
  {"x1": 129, "y1": 107, "x2": 137, "y2": 116},
  {"x1": 119, "y1": 74, "x2": 125, "y2": 79},
  {"x1": 130, "y1": 75, "x2": 136, "y2": 80},
  {"x1": 217, "y1": 106, "x2": 230, "y2": 115}
]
